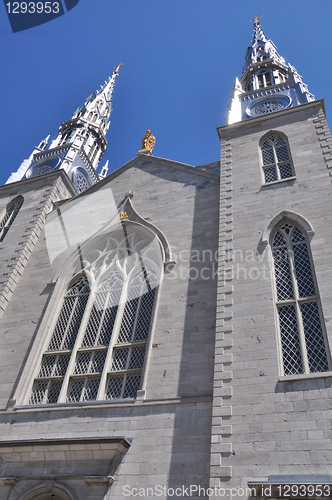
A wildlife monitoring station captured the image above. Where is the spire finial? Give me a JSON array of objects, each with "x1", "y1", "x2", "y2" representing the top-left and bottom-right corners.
[
  {"x1": 114, "y1": 62, "x2": 124, "y2": 74},
  {"x1": 249, "y1": 15, "x2": 263, "y2": 24},
  {"x1": 249, "y1": 15, "x2": 267, "y2": 44}
]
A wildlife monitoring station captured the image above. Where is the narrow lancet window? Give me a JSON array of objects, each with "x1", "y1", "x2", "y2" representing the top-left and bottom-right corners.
[
  {"x1": 261, "y1": 133, "x2": 294, "y2": 183},
  {"x1": 271, "y1": 223, "x2": 329, "y2": 375},
  {"x1": 0, "y1": 196, "x2": 23, "y2": 243}
]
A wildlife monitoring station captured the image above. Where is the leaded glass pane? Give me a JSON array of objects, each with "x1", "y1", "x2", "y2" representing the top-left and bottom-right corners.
[
  {"x1": 291, "y1": 228, "x2": 306, "y2": 243},
  {"x1": 279, "y1": 163, "x2": 293, "y2": 179},
  {"x1": 292, "y1": 239, "x2": 316, "y2": 298},
  {"x1": 263, "y1": 166, "x2": 277, "y2": 183},
  {"x1": 129, "y1": 346, "x2": 147, "y2": 370},
  {"x1": 278, "y1": 305, "x2": 303, "y2": 375},
  {"x1": 111, "y1": 348, "x2": 129, "y2": 371},
  {"x1": 275, "y1": 138, "x2": 290, "y2": 162},
  {"x1": 261, "y1": 141, "x2": 274, "y2": 165},
  {"x1": 106, "y1": 375, "x2": 124, "y2": 399},
  {"x1": 47, "y1": 380, "x2": 62, "y2": 404},
  {"x1": 272, "y1": 233, "x2": 293, "y2": 301},
  {"x1": 67, "y1": 378, "x2": 84, "y2": 402},
  {"x1": 38, "y1": 354, "x2": 71, "y2": 378},
  {"x1": 82, "y1": 377, "x2": 101, "y2": 401},
  {"x1": 38, "y1": 355, "x2": 57, "y2": 378},
  {"x1": 301, "y1": 301, "x2": 328, "y2": 373},
  {"x1": 29, "y1": 380, "x2": 48, "y2": 405},
  {"x1": 117, "y1": 297, "x2": 139, "y2": 344},
  {"x1": 123, "y1": 373, "x2": 141, "y2": 398},
  {"x1": 134, "y1": 288, "x2": 156, "y2": 341},
  {"x1": 74, "y1": 351, "x2": 107, "y2": 374},
  {"x1": 49, "y1": 276, "x2": 90, "y2": 351}
]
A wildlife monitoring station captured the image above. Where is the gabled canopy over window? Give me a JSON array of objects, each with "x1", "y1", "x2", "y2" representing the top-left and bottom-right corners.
[
  {"x1": 271, "y1": 223, "x2": 330, "y2": 375},
  {"x1": 0, "y1": 196, "x2": 23, "y2": 243},
  {"x1": 261, "y1": 132, "x2": 294, "y2": 184},
  {"x1": 29, "y1": 226, "x2": 162, "y2": 405}
]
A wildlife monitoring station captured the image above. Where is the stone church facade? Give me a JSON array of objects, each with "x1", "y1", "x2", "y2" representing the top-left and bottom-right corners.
[{"x1": 0, "y1": 19, "x2": 331, "y2": 500}]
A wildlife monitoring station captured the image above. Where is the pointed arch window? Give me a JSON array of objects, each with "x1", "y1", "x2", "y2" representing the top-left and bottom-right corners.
[
  {"x1": 0, "y1": 196, "x2": 23, "y2": 243},
  {"x1": 271, "y1": 223, "x2": 330, "y2": 376},
  {"x1": 257, "y1": 71, "x2": 273, "y2": 89},
  {"x1": 60, "y1": 129, "x2": 72, "y2": 146},
  {"x1": 28, "y1": 227, "x2": 162, "y2": 405},
  {"x1": 260, "y1": 133, "x2": 294, "y2": 184}
]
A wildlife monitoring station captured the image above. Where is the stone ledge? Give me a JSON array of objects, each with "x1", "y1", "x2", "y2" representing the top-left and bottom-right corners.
[{"x1": 279, "y1": 370, "x2": 332, "y2": 383}]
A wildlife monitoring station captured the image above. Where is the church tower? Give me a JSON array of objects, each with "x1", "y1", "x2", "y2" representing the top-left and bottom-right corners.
[
  {"x1": 6, "y1": 64, "x2": 122, "y2": 193},
  {"x1": 210, "y1": 18, "x2": 332, "y2": 497},
  {"x1": 227, "y1": 17, "x2": 314, "y2": 124}
]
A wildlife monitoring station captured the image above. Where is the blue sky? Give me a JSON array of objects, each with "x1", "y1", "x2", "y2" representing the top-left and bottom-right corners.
[{"x1": 1, "y1": 1, "x2": 331, "y2": 185}]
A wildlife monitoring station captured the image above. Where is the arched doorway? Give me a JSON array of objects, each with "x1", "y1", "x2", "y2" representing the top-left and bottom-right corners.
[{"x1": 18, "y1": 482, "x2": 77, "y2": 500}]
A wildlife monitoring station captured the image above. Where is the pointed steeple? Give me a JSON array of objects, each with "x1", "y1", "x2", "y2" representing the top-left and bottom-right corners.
[
  {"x1": 251, "y1": 17, "x2": 267, "y2": 44},
  {"x1": 6, "y1": 64, "x2": 123, "y2": 193},
  {"x1": 226, "y1": 20, "x2": 314, "y2": 124}
]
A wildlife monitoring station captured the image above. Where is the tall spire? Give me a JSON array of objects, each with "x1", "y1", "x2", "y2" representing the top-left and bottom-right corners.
[
  {"x1": 251, "y1": 17, "x2": 267, "y2": 44},
  {"x1": 226, "y1": 20, "x2": 314, "y2": 124},
  {"x1": 6, "y1": 64, "x2": 123, "y2": 192}
]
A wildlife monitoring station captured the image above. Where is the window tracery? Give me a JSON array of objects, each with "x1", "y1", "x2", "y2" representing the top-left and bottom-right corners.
[
  {"x1": 271, "y1": 223, "x2": 329, "y2": 375},
  {"x1": 28, "y1": 227, "x2": 161, "y2": 405}
]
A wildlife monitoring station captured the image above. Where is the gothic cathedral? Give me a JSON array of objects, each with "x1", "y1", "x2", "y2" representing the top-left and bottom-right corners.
[{"x1": 0, "y1": 19, "x2": 331, "y2": 500}]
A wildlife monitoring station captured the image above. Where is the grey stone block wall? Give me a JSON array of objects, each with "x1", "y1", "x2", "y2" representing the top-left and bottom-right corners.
[{"x1": 0, "y1": 157, "x2": 219, "y2": 499}]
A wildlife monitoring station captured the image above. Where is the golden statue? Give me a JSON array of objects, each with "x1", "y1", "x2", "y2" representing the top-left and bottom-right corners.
[{"x1": 142, "y1": 130, "x2": 156, "y2": 154}]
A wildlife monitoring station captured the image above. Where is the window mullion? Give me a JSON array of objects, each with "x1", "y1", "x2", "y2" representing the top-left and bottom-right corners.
[
  {"x1": 273, "y1": 144, "x2": 281, "y2": 181},
  {"x1": 58, "y1": 290, "x2": 96, "y2": 403},
  {"x1": 97, "y1": 281, "x2": 128, "y2": 400}
]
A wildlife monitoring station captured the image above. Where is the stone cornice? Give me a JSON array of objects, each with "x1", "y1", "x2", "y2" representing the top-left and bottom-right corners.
[
  {"x1": 217, "y1": 99, "x2": 325, "y2": 140},
  {"x1": 0, "y1": 169, "x2": 76, "y2": 197}
]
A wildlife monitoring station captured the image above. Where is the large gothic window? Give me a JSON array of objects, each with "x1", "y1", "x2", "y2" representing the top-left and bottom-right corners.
[
  {"x1": 260, "y1": 133, "x2": 294, "y2": 184},
  {"x1": 271, "y1": 223, "x2": 330, "y2": 376},
  {"x1": 0, "y1": 196, "x2": 23, "y2": 243},
  {"x1": 28, "y1": 227, "x2": 161, "y2": 405}
]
